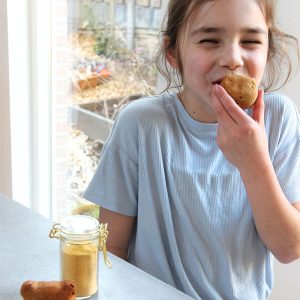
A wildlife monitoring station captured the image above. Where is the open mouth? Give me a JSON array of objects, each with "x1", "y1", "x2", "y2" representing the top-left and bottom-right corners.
[{"x1": 212, "y1": 80, "x2": 222, "y2": 85}]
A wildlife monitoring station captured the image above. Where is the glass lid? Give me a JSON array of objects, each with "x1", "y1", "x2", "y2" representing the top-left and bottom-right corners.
[{"x1": 60, "y1": 215, "x2": 99, "y2": 235}]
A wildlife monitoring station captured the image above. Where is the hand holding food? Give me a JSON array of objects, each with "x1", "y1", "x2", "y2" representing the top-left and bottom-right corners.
[
  {"x1": 220, "y1": 74, "x2": 258, "y2": 109},
  {"x1": 20, "y1": 280, "x2": 76, "y2": 300}
]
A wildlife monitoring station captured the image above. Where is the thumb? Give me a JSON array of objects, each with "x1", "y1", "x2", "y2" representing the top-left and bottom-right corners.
[{"x1": 252, "y1": 90, "x2": 265, "y2": 126}]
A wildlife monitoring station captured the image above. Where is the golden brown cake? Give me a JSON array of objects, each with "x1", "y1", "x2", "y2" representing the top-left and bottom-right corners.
[
  {"x1": 20, "y1": 280, "x2": 76, "y2": 300},
  {"x1": 220, "y1": 74, "x2": 258, "y2": 109}
]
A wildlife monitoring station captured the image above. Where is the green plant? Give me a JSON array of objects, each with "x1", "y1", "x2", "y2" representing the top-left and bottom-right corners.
[{"x1": 94, "y1": 28, "x2": 128, "y2": 59}]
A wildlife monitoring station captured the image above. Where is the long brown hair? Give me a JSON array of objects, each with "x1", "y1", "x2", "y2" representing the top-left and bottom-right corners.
[{"x1": 155, "y1": 0, "x2": 299, "y2": 92}]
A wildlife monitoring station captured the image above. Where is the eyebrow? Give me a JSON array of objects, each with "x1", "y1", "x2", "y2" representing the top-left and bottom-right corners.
[{"x1": 190, "y1": 26, "x2": 268, "y2": 37}]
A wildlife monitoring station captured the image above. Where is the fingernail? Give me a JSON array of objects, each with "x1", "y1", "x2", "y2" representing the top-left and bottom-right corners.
[
  {"x1": 257, "y1": 89, "x2": 264, "y2": 98},
  {"x1": 214, "y1": 85, "x2": 221, "y2": 97}
]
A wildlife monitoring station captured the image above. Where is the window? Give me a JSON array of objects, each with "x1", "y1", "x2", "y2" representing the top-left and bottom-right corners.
[
  {"x1": 4, "y1": 0, "x2": 165, "y2": 220},
  {"x1": 52, "y1": 0, "x2": 165, "y2": 220}
]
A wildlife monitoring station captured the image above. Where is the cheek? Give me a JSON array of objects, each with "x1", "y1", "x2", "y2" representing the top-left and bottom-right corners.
[
  {"x1": 184, "y1": 52, "x2": 210, "y2": 75},
  {"x1": 248, "y1": 52, "x2": 268, "y2": 82},
  {"x1": 183, "y1": 60, "x2": 207, "y2": 88}
]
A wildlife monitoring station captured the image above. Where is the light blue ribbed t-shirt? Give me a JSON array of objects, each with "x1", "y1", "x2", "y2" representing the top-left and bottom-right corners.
[{"x1": 84, "y1": 92, "x2": 300, "y2": 300}]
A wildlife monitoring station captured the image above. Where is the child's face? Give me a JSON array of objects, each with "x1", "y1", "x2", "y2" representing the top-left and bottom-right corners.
[{"x1": 171, "y1": 0, "x2": 269, "y2": 122}]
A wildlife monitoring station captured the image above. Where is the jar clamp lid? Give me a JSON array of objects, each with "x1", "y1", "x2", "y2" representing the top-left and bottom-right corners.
[{"x1": 50, "y1": 215, "x2": 112, "y2": 268}]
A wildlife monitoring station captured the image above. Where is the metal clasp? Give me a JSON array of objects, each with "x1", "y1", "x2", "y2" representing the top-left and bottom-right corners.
[
  {"x1": 99, "y1": 223, "x2": 112, "y2": 268},
  {"x1": 49, "y1": 220, "x2": 112, "y2": 269},
  {"x1": 49, "y1": 223, "x2": 61, "y2": 239}
]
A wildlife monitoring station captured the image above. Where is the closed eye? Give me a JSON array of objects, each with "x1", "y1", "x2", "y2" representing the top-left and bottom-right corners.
[
  {"x1": 242, "y1": 40, "x2": 261, "y2": 44},
  {"x1": 198, "y1": 39, "x2": 219, "y2": 44}
]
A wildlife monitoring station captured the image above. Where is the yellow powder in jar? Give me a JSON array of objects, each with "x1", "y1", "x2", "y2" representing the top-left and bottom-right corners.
[{"x1": 61, "y1": 242, "x2": 98, "y2": 298}]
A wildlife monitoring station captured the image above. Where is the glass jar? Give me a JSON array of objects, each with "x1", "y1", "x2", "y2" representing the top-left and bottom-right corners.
[{"x1": 49, "y1": 215, "x2": 112, "y2": 299}]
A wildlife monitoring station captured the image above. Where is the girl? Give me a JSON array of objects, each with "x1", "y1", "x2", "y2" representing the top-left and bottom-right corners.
[{"x1": 84, "y1": 0, "x2": 300, "y2": 299}]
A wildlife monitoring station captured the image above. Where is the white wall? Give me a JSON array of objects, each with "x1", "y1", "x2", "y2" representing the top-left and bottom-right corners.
[
  {"x1": 269, "y1": 0, "x2": 300, "y2": 299},
  {"x1": 0, "y1": 0, "x2": 12, "y2": 197},
  {"x1": 277, "y1": 0, "x2": 300, "y2": 110}
]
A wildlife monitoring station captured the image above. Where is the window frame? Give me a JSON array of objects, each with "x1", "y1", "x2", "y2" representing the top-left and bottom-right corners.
[{"x1": 3, "y1": 0, "x2": 53, "y2": 217}]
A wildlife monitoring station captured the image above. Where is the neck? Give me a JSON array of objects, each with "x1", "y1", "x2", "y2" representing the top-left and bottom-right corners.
[{"x1": 177, "y1": 91, "x2": 217, "y2": 123}]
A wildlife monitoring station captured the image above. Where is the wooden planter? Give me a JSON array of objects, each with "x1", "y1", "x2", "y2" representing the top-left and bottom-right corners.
[{"x1": 69, "y1": 95, "x2": 142, "y2": 143}]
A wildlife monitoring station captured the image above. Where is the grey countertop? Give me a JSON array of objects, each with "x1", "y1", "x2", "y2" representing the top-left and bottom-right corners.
[{"x1": 0, "y1": 193, "x2": 193, "y2": 300}]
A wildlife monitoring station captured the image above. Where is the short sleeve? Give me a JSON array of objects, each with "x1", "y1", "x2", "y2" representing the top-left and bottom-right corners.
[
  {"x1": 83, "y1": 102, "x2": 140, "y2": 216},
  {"x1": 83, "y1": 140, "x2": 138, "y2": 216}
]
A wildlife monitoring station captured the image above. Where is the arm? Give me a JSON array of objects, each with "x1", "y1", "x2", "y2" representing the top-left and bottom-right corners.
[
  {"x1": 211, "y1": 85, "x2": 300, "y2": 263},
  {"x1": 239, "y1": 155, "x2": 300, "y2": 263},
  {"x1": 100, "y1": 207, "x2": 136, "y2": 260}
]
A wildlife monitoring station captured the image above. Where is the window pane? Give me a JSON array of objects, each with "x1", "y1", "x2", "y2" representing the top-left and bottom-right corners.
[{"x1": 52, "y1": 0, "x2": 164, "y2": 221}]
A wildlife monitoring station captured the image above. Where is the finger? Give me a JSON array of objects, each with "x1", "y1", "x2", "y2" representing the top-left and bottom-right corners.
[
  {"x1": 252, "y1": 90, "x2": 265, "y2": 126},
  {"x1": 213, "y1": 84, "x2": 252, "y2": 126},
  {"x1": 211, "y1": 85, "x2": 237, "y2": 125}
]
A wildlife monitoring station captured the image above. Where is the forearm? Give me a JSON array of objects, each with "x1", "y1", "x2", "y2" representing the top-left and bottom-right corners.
[
  {"x1": 99, "y1": 207, "x2": 135, "y2": 262},
  {"x1": 107, "y1": 245, "x2": 128, "y2": 261},
  {"x1": 240, "y1": 158, "x2": 300, "y2": 263}
]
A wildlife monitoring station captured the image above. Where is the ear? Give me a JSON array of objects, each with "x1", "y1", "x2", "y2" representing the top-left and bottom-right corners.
[{"x1": 164, "y1": 36, "x2": 178, "y2": 69}]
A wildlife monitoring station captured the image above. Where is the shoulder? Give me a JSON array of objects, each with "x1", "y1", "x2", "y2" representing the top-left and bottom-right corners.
[
  {"x1": 264, "y1": 92, "x2": 300, "y2": 150},
  {"x1": 264, "y1": 92, "x2": 299, "y2": 116},
  {"x1": 117, "y1": 93, "x2": 175, "y2": 121},
  {"x1": 112, "y1": 92, "x2": 176, "y2": 131},
  {"x1": 264, "y1": 92, "x2": 299, "y2": 128},
  {"x1": 105, "y1": 92, "x2": 177, "y2": 145}
]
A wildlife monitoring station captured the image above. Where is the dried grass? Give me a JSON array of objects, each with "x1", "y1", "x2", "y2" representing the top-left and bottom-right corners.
[
  {"x1": 68, "y1": 31, "x2": 156, "y2": 105},
  {"x1": 64, "y1": 31, "x2": 157, "y2": 210}
]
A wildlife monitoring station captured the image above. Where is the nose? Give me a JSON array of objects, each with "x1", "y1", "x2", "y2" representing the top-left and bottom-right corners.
[{"x1": 218, "y1": 42, "x2": 244, "y2": 70}]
